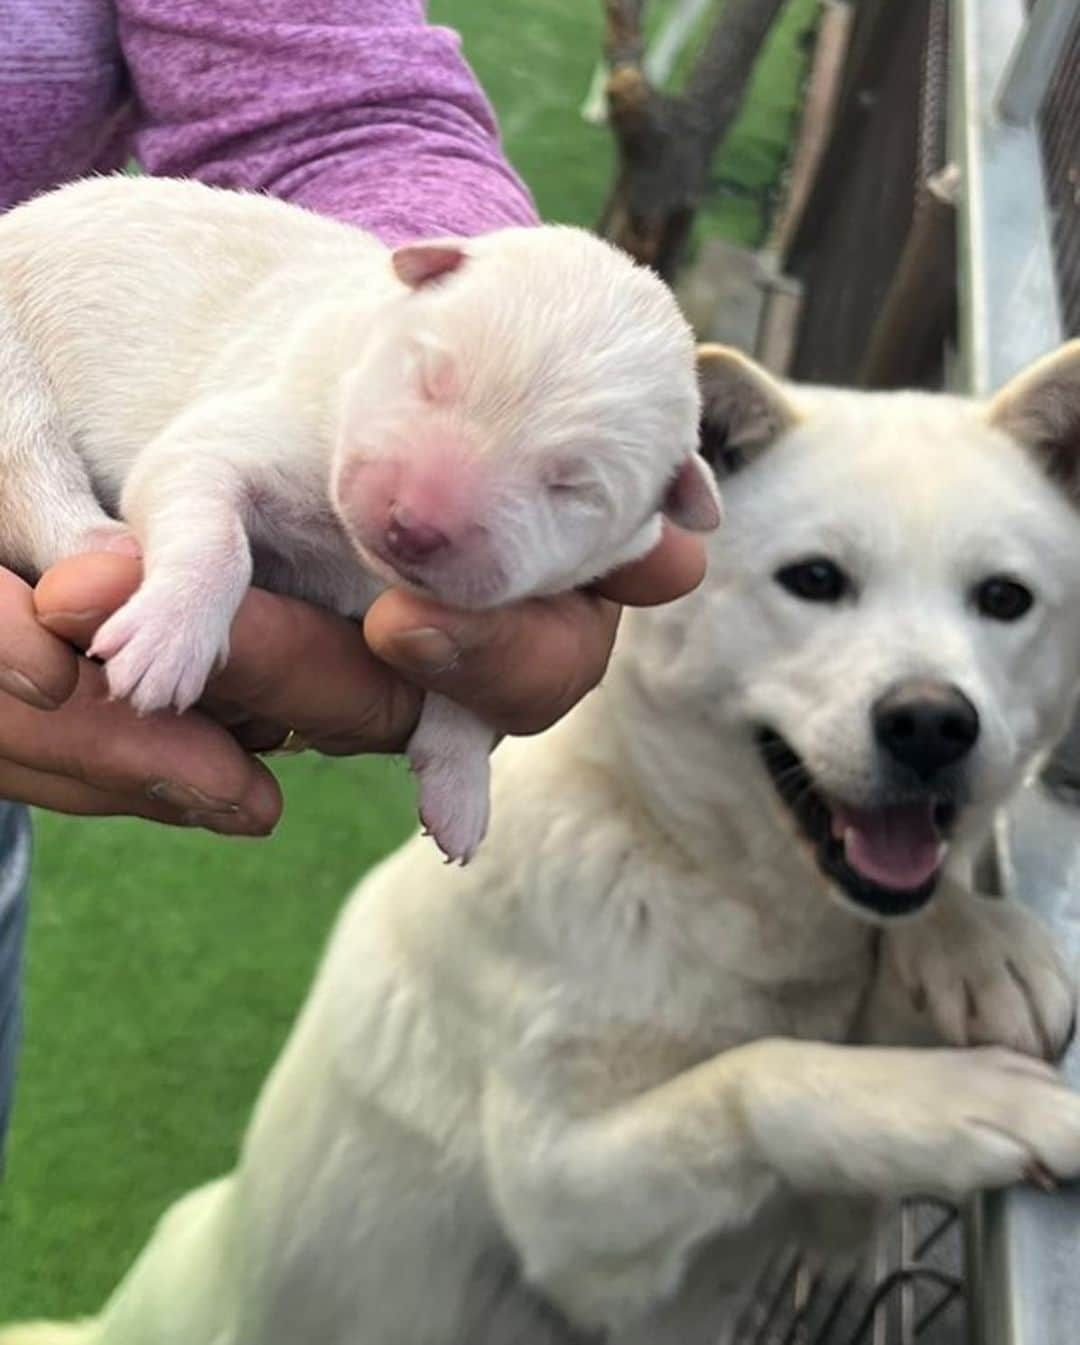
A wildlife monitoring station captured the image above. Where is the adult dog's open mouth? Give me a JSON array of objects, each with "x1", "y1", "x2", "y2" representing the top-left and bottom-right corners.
[{"x1": 755, "y1": 728, "x2": 957, "y2": 917}]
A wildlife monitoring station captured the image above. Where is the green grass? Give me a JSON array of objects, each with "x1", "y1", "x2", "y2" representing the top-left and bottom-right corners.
[
  {"x1": 430, "y1": 0, "x2": 819, "y2": 246},
  {"x1": 1, "y1": 0, "x2": 816, "y2": 1319},
  {"x1": 0, "y1": 758, "x2": 416, "y2": 1318}
]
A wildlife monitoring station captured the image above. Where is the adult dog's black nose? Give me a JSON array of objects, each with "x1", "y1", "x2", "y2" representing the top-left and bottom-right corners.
[{"x1": 873, "y1": 680, "x2": 980, "y2": 779}]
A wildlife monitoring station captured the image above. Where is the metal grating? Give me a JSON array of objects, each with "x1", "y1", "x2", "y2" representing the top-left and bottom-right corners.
[
  {"x1": 1039, "y1": 12, "x2": 1080, "y2": 338},
  {"x1": 733, "y1": 1201, "x2": 965, "y2": 1345}
]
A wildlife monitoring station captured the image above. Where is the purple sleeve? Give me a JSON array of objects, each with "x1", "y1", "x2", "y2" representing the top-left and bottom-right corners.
[{"x1": 114, "y1": 0, "x2": 539, "y2": 243}]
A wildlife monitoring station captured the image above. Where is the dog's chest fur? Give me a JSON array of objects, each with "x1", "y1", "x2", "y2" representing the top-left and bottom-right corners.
[{"x1": 279, "y1": 712, "x2": 878, "y2": 1345}]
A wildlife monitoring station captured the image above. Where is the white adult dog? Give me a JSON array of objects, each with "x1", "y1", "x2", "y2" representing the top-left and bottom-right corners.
[{"x1": 9, "y1": 342, "x2": 1080, "y2": 1345}]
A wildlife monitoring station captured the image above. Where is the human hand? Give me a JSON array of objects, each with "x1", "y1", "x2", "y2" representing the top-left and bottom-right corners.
[
  {"x1": 0, "y1": 564, "x2": 280, "y2": 834},
  {"x1": 11, "y1": 525, "x2": 703, "y2": 834},
  {"x1": 363, "y1": 521, "x2": 705, "y2": 735}
]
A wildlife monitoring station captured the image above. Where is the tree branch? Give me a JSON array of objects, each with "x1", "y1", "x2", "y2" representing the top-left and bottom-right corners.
[
  {"x1": 603, "y1": 0, "x2": 648, "y2": 70},
  {"x1": 598, "y1": 0, "x2": 789, "y2": 281},
  {"x1": 685, "y1": 0, "x2": 788, "y2": 148}
]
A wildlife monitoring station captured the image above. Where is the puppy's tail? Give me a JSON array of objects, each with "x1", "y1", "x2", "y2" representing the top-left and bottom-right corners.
[{"x1": 0, "y1": 1323, "x2": 95, "y2": 1345}]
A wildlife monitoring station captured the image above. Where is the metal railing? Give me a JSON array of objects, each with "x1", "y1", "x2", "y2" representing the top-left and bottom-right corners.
[
  {"x1": 957, "y1": 9, "x2": 1080, "y2": 1312},
  {"x1": 782, "y1": 0, "x2": 1080, "y2": 385},
  {"x1": 742, "y1": 1, "x2": 1080, "y2": 1341},
  {"x1": 735, "y1": 1202, "x2": 965, "y2": 1345}
]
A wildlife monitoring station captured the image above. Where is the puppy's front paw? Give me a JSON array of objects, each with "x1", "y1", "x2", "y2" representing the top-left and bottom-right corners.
[
  {"x1": 885, "y1": 882, "x2": 1076, "y2": 1060},
  {"x1": 88, "y1": 582, "x2": 230, "y2": 715}
]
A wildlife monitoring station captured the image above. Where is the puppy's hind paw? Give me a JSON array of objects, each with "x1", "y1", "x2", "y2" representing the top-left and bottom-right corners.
[
  {"x1": 406, "y1": 694, "x2": 495, "y2": 863},
  {"x1": 413, "y1": 759, "x2": 491, "y2": 864}
]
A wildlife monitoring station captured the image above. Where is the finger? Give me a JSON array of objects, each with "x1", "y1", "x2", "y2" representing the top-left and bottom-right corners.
[
  {"x1": 224, "y1": 716, "x2": 293, "y2": 754},
  {"x1": 365, "y1": 589, "x2": 620, "y2": 736},
  {"x1": 592, "y1": 522, "x2": 706, "y2": 607},
  {"x1": 0, "y1": 666, "x2": 281, "y2": 833},
  {"x1": 0, "y1": 567, "x2": 81, "y2": 707},
  {"x1": 37, "y1": 555, "x2": 422, "y2": 754},
  {"x1": 34, "y1": 552, "x2": 143, "y2": 647},
  {"x1": 207, "y1": 587, "x2": 421, "y2": 753},
  {"x1": 0, "y1": 757, "x2": 270, "y2": 836}
]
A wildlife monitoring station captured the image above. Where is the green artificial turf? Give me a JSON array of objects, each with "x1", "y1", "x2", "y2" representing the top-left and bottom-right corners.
[
  {"x1": 0, "y1": 758, "x2": 416, "y2": 1318},
  {"x1": 430, "y1": 0, "x2": 819, "y2": 247},
  {"x1": 0, "y1": 0, "x2": 817, "y2": 1319}
]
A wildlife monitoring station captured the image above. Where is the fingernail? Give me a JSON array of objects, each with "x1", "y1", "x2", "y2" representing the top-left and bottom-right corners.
[
  {"x1": 386, "y1": 626, "x2": 461, "y2": 674},
  {"x1": 147, "y1": 780, "x2": 241, "y2": 814},
  {"x1": 183, "y1": 810, "x2": 273, "y2": 837},
  {"x1": 0, "y1": 668, "x2": 60, "y2": 710},
  {"x1": 99, "y1": 535, "x2": 142, "y2": 558}
]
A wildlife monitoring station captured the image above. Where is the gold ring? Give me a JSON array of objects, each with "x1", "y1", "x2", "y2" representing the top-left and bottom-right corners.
[{"x1": 265, "y1": 727, "x2": 310, "y2": 756}]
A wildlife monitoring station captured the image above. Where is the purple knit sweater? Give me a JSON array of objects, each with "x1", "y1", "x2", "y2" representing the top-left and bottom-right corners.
[{"x1": 0, "y1": 0, "x2": 539, "y2": 242}]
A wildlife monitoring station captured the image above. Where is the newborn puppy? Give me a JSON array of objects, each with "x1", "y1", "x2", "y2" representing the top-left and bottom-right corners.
[{"x1": 0, "y1": 176, "x2": 717, "y2": 860}]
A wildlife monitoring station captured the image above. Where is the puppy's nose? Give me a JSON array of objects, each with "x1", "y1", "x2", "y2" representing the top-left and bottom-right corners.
[
  {"x1": 873, "y1": 679, "x2": 980, "y2": 779},
  {"x1": 385, "y1": 504, "x2": 449, "y2": 564}
]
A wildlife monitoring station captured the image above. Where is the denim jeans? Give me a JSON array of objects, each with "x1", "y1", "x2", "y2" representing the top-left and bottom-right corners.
[{"x1": 0, "y1": 802, "x2": 30, "y2": 1173}]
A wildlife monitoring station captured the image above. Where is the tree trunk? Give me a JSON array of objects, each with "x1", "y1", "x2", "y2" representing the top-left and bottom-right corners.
[{"x1": 599, "y1": 0, "x2": 789, "y2": 280}]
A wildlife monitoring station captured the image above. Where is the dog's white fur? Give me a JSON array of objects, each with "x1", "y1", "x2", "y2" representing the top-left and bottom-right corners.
[
  {"x1": 0, "y1": 176, "x2": 716, "y2": 860},
  {"x1": 8, "y1": 343, "x2": 1080, "y2": 1345}
]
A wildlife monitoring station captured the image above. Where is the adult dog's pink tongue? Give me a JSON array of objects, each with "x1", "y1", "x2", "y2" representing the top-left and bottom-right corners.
[{"x1": 832, "y1": 802, "x2": 942, "y2": 891}]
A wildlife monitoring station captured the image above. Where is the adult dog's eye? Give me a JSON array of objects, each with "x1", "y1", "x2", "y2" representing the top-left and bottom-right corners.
[
  {"x1": 973, "y1": 575, "x2": 1033, "y2": 622},
  {"x1": 775, "y1": 557, "x2": 850, "y2": 604}
]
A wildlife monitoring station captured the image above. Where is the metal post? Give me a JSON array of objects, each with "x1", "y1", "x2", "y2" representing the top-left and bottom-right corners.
[
  {"x1": 952, "y1": 3, "x2": 1080, "y2": 1343},
  {"x1": 952, "y1": 0, "x2": 1063, "y2": 396},
  {"x1": 997, "y1": 0, "x2": 1080, "y2": 126},
  {"x1": 974, "y1": 794, "x2": 1080, "y2": 1345}
]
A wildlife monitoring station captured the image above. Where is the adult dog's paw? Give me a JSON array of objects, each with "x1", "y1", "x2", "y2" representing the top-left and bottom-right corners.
[{"x1": 885, "y1": 882, "x2": 1076, "y2": 1060}]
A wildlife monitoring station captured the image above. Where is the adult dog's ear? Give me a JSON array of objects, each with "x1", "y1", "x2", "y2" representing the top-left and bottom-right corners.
[
  {"x1": 986, "y1": 341, "x2": 1080, "y2": 495},
  {"x1": 697, "y1": 345, "x2": 801, "y2": 476}
]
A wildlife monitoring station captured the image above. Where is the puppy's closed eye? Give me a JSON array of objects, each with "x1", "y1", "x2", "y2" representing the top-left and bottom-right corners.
[{"x1": 543, "y1": 464, "x2": 605, "y2": 508}]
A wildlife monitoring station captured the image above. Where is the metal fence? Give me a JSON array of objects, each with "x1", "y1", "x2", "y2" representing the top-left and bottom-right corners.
[
  {"x1": 735, "y1": 1203, "x2": 965, "y2": 1345},
  {"x1": 746, "y1": 1, "x2": 1080, "y2": 1342},
  {"x1": 782, "y1": 0, "x2": 1080, "y2": 386},
  {"x1": 1041, "y1": 10, "x2": 1080, "y2": 338}
]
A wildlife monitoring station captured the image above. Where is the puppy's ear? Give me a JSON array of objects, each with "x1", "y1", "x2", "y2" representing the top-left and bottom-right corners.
[
  {"x1": 392, "y1": 242, "x2": 467, "y2": 289},
  {"x1": 986, "y1": 341, "x2": 1080, "y2": 495},
  {"x1": 662, "y1": 454, "x2": 723, "y2": 532},
  {"x1": 697, "y1": 344, "x2": 800, "y2": 475}
]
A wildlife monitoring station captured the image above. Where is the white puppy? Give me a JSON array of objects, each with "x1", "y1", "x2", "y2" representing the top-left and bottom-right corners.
[
  {"x1": 0, "y1": 176, "x2": 717, "y2": 860},
  {"x1": 7, "y1": 342, "x2": 1080, "y2": 1345}
]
